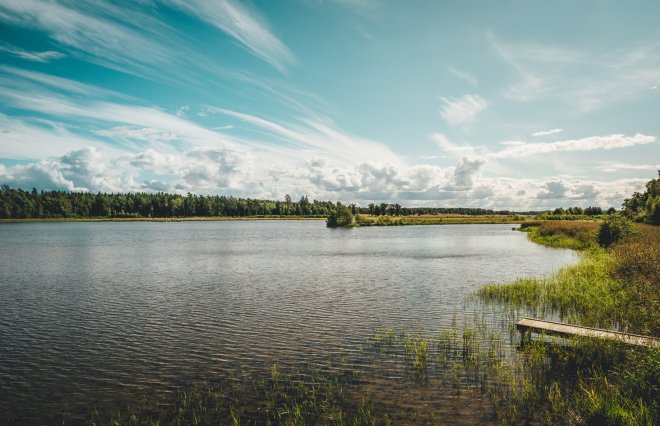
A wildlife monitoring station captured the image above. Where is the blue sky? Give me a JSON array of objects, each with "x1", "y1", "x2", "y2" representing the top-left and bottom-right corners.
[{"x1": 0, "y1": 0, "x2": 658, "y2": 209}]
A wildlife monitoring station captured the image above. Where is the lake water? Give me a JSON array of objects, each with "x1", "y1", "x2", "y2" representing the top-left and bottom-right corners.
[{"x1": 0, "y1": 221, "x2": 577, "y2": 423}]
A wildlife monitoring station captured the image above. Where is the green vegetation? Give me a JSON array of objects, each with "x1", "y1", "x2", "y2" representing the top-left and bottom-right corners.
[
  {"x1": 353, "y1": 213, "x2": 528, "y2": 226},
  {"x1": 479, "y1": 213, "x2": 660, "y2": 424},
  {"x1": 0, "y1": 184, "x2": 521, "y2": 220},
  {"x1": 622, "y1": 170, "x2": 660, "y2": 225},
  {"x1": 519, "y1": 220, "x2": 599, "y2": 250},
  {"x1": 0, "y1": 185, "x2": 334, "y2": 219},
  {"x1": 326, "y1": 203, "x2": 355, "y2": 227},
  {"x1": 598, "y1": 214, "x2": 634, "y2": 248},
  {"x1": 536, "y1": 205, "x2": 610, "y2": 221},
  {"x1": 81, "y1": 318, "x2": 509, "y2": 425}
]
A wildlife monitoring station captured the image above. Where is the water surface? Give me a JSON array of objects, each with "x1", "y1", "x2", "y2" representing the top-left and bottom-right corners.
[{"x1": 0, "y1": 221, "x2": 577, "y2": 422}]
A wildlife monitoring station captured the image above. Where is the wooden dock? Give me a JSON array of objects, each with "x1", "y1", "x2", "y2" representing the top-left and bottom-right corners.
[{"x1": 516, "y1": 317, "x2": 660, "y2": 348}]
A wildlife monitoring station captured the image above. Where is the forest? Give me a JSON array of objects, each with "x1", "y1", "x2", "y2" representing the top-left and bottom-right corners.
[
  {"x1": 3, "y1": 172, "x2": 656, "y2": 221},
  {"x1": 0, "y1": 185, "x2": 517, "y2": 219}
]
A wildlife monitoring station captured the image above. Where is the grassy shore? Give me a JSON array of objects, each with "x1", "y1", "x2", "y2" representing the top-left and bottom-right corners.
[
  {"x1": 478, "y1": 220, "x2": 659, "y2": 424},
  {"x1": 355, "y1": 213, "x2": 531, "y2": 226}
]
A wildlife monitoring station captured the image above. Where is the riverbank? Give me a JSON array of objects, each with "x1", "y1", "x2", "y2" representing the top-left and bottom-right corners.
[
  {"x1": 354, "y1": 214, "x2": 530, "y2": 226},
  {"x1": 478, "y1": 220, "x2": 659, "y2": 424},
  {"x1": 1, "y1": 214, "x2": 530, "y2": 225}
]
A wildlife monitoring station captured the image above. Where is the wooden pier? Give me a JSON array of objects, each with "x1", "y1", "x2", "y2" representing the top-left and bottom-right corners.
[{"x1": 516, "y1": 317, "x2": 660, "y2": 348}]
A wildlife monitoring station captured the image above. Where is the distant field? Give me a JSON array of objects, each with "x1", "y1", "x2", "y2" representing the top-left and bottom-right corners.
[
  {"x1": 355, "y1": 214, "x2": 532, "y2": 226},
  {"x1": 400, "y1": 214, "x2": 530, "y2": 224}
]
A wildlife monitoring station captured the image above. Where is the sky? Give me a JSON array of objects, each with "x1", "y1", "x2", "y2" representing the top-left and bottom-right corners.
[{"x1": 0, "y1": 0, "x2": 659, "y2": 210}]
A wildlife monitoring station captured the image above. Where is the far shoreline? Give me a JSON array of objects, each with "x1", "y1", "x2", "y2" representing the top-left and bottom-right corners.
[{"x1": 0, "y1": 214, "x2": 530, "y2": 225}]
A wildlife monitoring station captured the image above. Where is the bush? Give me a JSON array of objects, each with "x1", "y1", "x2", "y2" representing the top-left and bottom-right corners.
[
  {"x1": 598, "y1": 215, "x2": 633, "y2": 248},
  {"x1": 326, "y1": 204, "x2": 354, "y2": 227}
]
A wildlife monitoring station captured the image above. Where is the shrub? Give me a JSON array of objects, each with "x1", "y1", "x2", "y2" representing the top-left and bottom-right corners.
[
  {"x1": 326, "y1": 204, "x2": 354, "y2": 227},
  {"x1": 598, "y1": 215, "x2": 633, "y2": 248}
]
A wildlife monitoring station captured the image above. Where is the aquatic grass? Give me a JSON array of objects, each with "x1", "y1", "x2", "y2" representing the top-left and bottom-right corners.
[
  {"x1": 521, "y1": 220, "x2": 600, "y2": 250},
  {"x1": 478, "y1": 220, "x2": 660, "y2": 425},
  {"x1": 478, "y1": 249, "x2": 625, "y2": 328},
  {"x1": 354, "y1": 213, "x2": 528, "y2": 226}
]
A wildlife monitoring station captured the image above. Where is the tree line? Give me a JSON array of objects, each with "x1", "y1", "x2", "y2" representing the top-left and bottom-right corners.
[
  {"x1": 0, "y1": 185, "x2": 518, "y2": 219},
  {"x1": 621, "y1": 170, "x2": 660, "y2": 225},
  {"x1": 0, "y1": 186, "x2": 335, "y2": 219}
]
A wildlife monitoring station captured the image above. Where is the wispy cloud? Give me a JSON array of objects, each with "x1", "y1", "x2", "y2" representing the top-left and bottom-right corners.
[
  {"x1": 0, "y1": 0, "x2": 171, "y2": 77},
  {"x1": 596, "y1": 162, "x2": 660, "y2": 173},
  {"x1": 0, "y1": 65, "x2": 131, "y2": 100},
  {"x1": 0, "y1": 114, "x2": 120, "y2": 160},
  {"x1": 439, "y1": 95, "x2": 487, "y2": 125},
  {"x1": 207, "y1": 107, "x2": 402, "y2": 166},
  {"x1": 532, "y1": 128, "x2": 563, "y2": 137},
  {"x1": 0, "y1": 43, "x2": 65, "y2": 62},
  {"x1": 164, "y1": 0, "x2": 295, "y2": 71},
  {"x1": 447, "y1": 66, "x2": 478, "y2": 86},
  {"x1": 491, "y1": 134, "x2": 656, "y2": 159},
  {"x1": 431, "y1": 133, "x2": 480, "y2": 158},
  {"x1": 488, "y1": 32, "x2": 660, "y2": 110}
]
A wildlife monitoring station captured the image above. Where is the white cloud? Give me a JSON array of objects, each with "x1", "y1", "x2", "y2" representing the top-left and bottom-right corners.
[
  {"x1": 532, "y1": 128, "x2": 563, "y2": 137},
  {"x1": 536, "y1": 181, "x2": 568, "y2": 199},
  {"x1": 0, "y1": 114, "x2": 120, "y2": 160},
  {"x1": 0, "y1": 146, "x2": 652, "y2": 210},
  {"x1": 448, "y1": 157, "x2": 486, "y2": 190},
  {"x1": 0, "y1": 43, "x2": 65, "y2": 62},
  {"x1": 447, "y1": 66, "x2": 478, "y2": 86},
  {"x1": 127, "y1": 149, "x2": 183, "y2": 174},
  {"x1": 208, "y1": 107, "x2": 402, "y2": 166},
  {"x1": 0, "y1": 147, "x2": 138, "y2": 192},
  {"x1": 491, "y1": 134, "x2": 656, "y2": 159},
  {"x1": 95, "y1": 126, "x2": 179, "y2": 144},
  {"x1": 439, "y1": 94, "x2": 487, "y2": 125},
  {"x1": 0, "y1": 0, "x2": 170, "y2": 77},
  {"x1": 489, "y1": 33, "x2": 660, "y2": 110},
  {"x1": 0, "y1": 65, "x2": 130, "y2": 100},
  {"x1": 431, "y1": 133, "x2": 481, "y2": 158},
  {"x1": 164, "y1": 0, "x2": 295, "y2": 71},
  {"x1": 597, "y1": 162, "x2": 660, "y2": 173},
  {"x1": 181, "y1": 147, "x2": 252, "y2": 189},
  {"x1": 175, "y1": 106, "x2": 189, "y2": 118}
]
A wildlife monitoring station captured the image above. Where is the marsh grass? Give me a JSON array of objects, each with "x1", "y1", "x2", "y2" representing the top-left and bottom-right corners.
[
  {"x1": 478, "y1": 220, "x2": 660, "y2": 424},
  {"x1": 520, "y1": 220, "x2": 599, "y2": 250},
  {"x1": 354, "y1": 214, "x2": 528, "y2": 226},
  {"x1": 87, "y1": 365, "x2": 381, "y2": 425},
  {"x1": 478, "y1": 249, "x2": 627, "y2": 329}
]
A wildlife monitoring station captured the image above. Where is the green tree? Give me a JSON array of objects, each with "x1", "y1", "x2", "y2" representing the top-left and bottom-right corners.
[
  {"x1": 326, "y1": 203, "x2": 354, "y2": 227},
  {"x1": 598, "y1": 214, "x2": 633, "y2": 248},
  {"x1": 622, "y1": 171, "x2": 660, "y2": 224}
]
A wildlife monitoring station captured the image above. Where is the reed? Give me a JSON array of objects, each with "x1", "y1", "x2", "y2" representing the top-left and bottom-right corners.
[{"x1": 478, "y1": 220, "x2": 660, "y2": 424}]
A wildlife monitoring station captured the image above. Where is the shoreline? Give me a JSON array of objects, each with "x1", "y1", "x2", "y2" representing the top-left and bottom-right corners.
[{"x1": 0, "y1": 214, "x2": 529, "y2": 225}]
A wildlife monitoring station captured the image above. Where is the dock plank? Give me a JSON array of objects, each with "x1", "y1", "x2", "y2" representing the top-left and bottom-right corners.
[{"x1": 516, "y1": 317, "x2": 660, "y2": 348}]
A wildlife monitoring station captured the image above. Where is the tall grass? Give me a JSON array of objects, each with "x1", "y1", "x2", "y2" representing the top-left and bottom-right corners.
[
  {"x1": 354, "y1": 214, "x2": 528, "y2": 226},
  {"x1": 479, "y1": 249, "x2": 626, "y2": 329},
  {"x1": 520, "y1": 220, "x2": 599, "y2": 249},
  {"x1": 479, "y1": 220, "x2": 660, "y2": 424},
  {"x1": 610, "y1": 225, "x2": 660, "y2": 336}
]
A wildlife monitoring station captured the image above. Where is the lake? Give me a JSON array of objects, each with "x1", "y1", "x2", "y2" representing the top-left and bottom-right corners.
[{"x1": 0, "y1": 221, "x2": 577, "y2": 423}]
